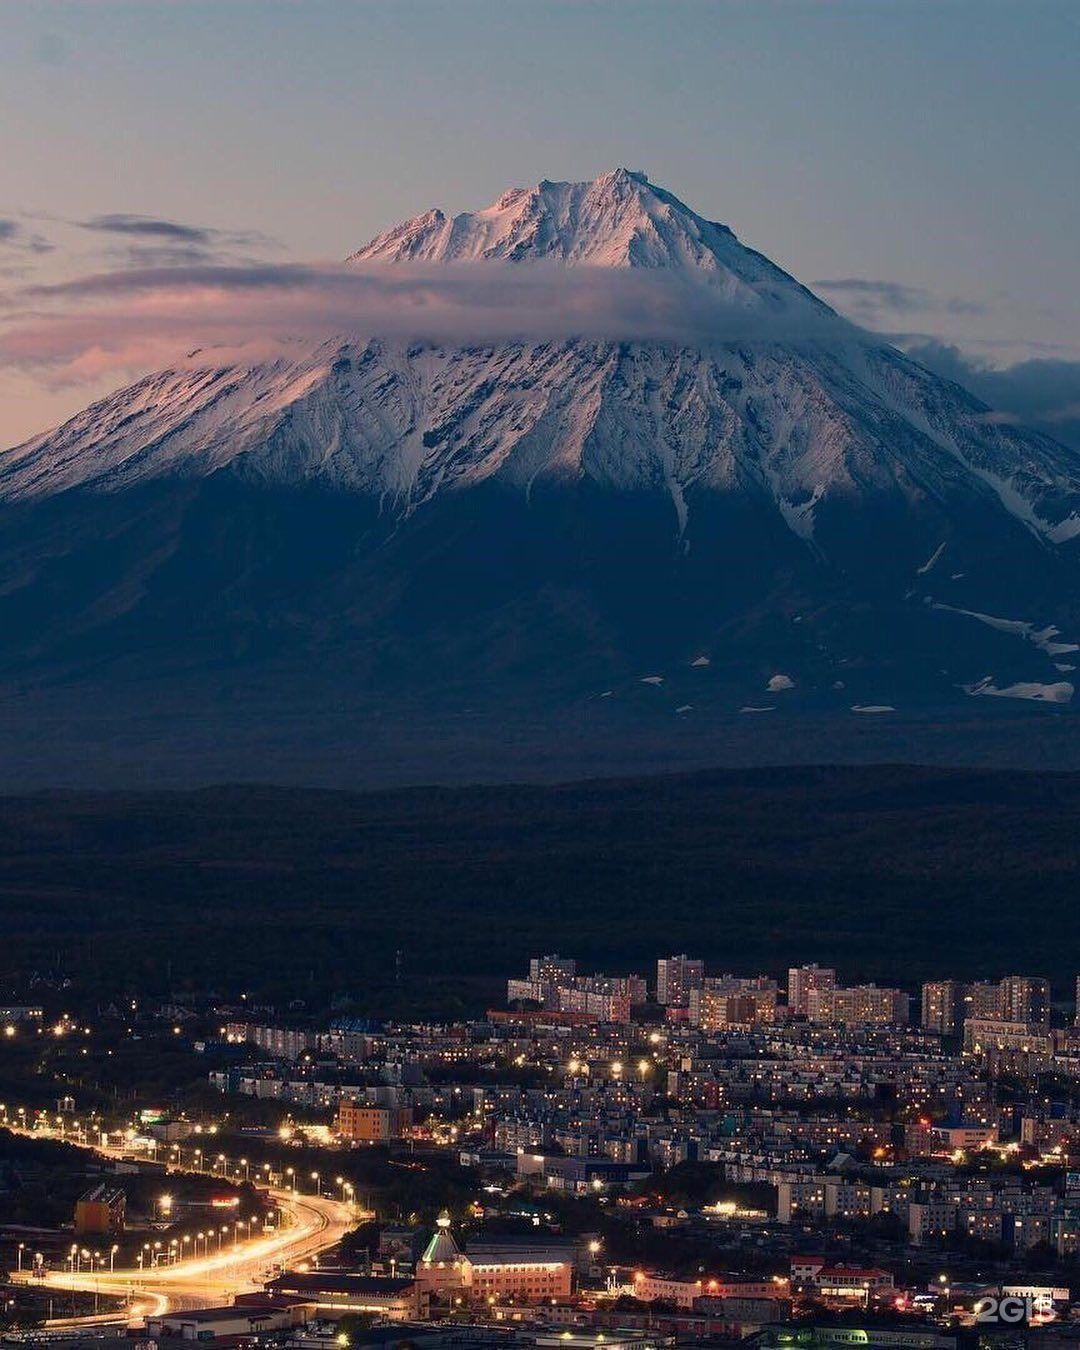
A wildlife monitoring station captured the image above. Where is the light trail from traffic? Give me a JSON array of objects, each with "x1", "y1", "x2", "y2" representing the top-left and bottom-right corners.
[{"x1": 5, "y1": 1124, "x2": 358, "y2": 1329}]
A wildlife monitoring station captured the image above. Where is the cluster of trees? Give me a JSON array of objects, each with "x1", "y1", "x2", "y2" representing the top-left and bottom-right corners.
[{"x1": 0, "y1": 768, "x2": 1078, "y2": 1012}]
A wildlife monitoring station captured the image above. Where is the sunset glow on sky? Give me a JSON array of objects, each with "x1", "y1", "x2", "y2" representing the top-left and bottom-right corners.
[{"x1": 1, "y1": 0, "x2": 1077, "y2": 447}]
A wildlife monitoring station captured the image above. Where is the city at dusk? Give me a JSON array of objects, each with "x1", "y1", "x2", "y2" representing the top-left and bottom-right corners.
[{"x1": 0, "y1": 3, "x2": 1079, "y2": 1349}]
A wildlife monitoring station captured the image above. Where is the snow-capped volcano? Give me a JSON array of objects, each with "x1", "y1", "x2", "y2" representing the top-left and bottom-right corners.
[
  {"x1": 3, "y1": 169, "x2": 1076, "y2": 546},
  {"x1": 348, "y1": 167, "x2": 826, "y2": 310},
  {"x1": 1, "y1": 170, "x2": 1079, "y2": 782}
]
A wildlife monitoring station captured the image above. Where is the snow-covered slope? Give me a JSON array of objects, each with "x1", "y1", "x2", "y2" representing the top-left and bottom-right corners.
[
  {"x1": 0, "y1": 170, "x2": 1078, "y2": 738},
  {"x1": 4, "y1": 331, "x2": 1078, "y2": 553},
  {"x1": 3, "y1": 169, "x2": 1077, "y2": 549}
]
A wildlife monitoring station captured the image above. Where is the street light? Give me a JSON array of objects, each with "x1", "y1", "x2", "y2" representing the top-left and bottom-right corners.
[{"x1": 311, "y1": 1171, "x2": 321, "y2": 1195}]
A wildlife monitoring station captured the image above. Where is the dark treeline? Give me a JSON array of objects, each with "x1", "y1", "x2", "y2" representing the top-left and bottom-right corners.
[{"x1": 0, "y1": 764, "x2": 1077, "y2": 1012}]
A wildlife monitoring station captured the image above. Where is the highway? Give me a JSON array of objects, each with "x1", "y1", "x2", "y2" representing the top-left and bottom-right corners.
[
  {"x1": 5, "y1": 1127, "x2": 358, "y2": 1329},
  {"x1": 16, "y1": 1187, "x2": 355, "y2": 1329}
]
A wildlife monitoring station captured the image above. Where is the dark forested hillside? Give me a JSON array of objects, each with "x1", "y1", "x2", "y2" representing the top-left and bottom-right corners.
[{"x1": 0, "y1": 764, "x2": 1077, "y2": 1012}]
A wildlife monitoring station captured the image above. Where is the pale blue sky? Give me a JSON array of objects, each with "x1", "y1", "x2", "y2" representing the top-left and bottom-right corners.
[{"x1": 1, "y1": 0, "x2": 1078, "y2": 445}]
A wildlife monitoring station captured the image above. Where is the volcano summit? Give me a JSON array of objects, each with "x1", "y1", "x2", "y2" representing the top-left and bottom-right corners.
[{"x1": 2, "y1": 170, "x2": 1079, "y2": 784}]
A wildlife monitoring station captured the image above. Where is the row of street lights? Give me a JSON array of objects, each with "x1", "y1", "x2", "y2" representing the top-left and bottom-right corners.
[
  {"x1": 134, "y1": 1217, "x2": 260, "y2": 1269},
  {"x1": 170, "y1": 1142, "x2": 357, "y2": 1206},
  {"x1": 66, "y1": 1244, "x2": 120, "y2": 1274},
  {"x1": 3, "y1": 1103, "x2": 366, "y2": 1219}
]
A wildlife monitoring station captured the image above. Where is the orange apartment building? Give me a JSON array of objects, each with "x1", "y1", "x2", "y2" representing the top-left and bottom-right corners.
[
  {"x1": 336, "y1": 1100, "x2": 413, "y2": 1142},
  {"x1": 74, "y1": 1184, "x2": 126, "y2": 1234}
]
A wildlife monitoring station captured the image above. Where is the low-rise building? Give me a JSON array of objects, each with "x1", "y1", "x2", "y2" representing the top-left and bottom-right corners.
[
  {"x1": 415, "y1": 1212, "x2": 573, "y2": 1304},
  {"x1": 147, "y1": 1296, "x2": 315, "y2": 1341},
  {"x1": 267, "y1": 1272, "x2": 425, "y2": 1319}
]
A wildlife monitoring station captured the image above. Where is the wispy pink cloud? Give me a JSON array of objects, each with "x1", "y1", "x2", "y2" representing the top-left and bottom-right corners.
[{"x1": 0, "y1": 260, "x2": 850, "y2": 388}]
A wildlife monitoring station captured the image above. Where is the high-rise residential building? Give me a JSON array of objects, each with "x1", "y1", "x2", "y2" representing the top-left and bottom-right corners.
[
  {"x1": 657, "y1": 955, "x2": 704, "y2": 1006},
  {"x1": 806, "y1": 983, "x2": 910, "y2": 1027},
  {"x1": 788, "y1": 964, "x2": 837, "y2": 1016},
  {"x1": 555, "y1": 985, "x2": 633, "y2": 1024},
  {"x1": 689, "y1": 975, "x2": 778, "y2": 1028},
  {"x1": 998, "y1": 975, "x2": 1051, "y2": 1028},
  {"x1": 529, "y1": 954, "x2": 577, "y2": 985},
  {"x1": 962, "y1": 981, "x2": 1003, "y2": 1020},
  {"x1": 508, "y1": 960, "x2": 641, "y2": 1024},
  {"x1": 1075, "y1": 975, "x2": 1080, "y2": 1027},
  {"x1": 693, "y1": 986, "x2": 778, "y2": 1031},
  {"x1": 922, "y1": 980, "x2": 962, "y2": 1035}
]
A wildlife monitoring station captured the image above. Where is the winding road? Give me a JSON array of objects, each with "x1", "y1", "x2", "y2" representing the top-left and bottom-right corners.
[{"x1": 6, "y1": 1126, "x2": 358, "y2": 1330}]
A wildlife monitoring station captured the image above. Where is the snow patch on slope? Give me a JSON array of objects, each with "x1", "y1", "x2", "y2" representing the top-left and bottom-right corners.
[
  {"x1": 930, "y1": 601, "x2": 1079, "y2": 657},
  {"x1": 917, "y1": 541, "x2": 946, "y2": 575},
  {"x1": 965, "y1": 677, "x2": 1073, "y2": 704}
]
